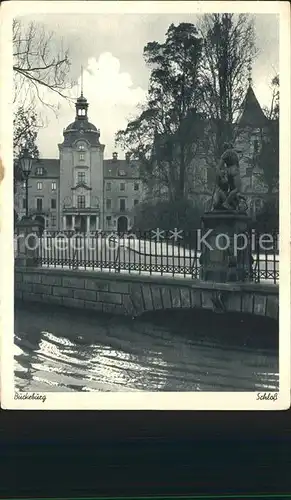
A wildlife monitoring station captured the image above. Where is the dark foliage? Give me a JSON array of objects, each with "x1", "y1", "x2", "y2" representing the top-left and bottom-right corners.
[{"x1": 133, "y1": 198, "x2": 204, "y2": 231}]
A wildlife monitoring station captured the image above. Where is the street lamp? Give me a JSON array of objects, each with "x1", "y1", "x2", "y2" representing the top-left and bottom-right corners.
[{"x1": 19, "y1": 148, "x2": 33, "y2": 218}]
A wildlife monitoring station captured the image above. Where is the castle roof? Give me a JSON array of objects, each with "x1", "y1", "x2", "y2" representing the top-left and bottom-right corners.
[
  {"x1": 30, "y1": 159, "x2": 60, "y2": 178},
  {"x1": 65, "y1": 120, "x2": 98, "y2": 133},
  {"x1": 104, "y1": 158, "x2": 140, "y2": 179},
  {"x1": 26, "y1": 157, "x2": 140, "y2": 180},
  {"x1": 238, "y1": 85, "x2": 269, "y2": 128},
  {"x1": 62, "y1": 91, "x2": 101, "y2": 146}
]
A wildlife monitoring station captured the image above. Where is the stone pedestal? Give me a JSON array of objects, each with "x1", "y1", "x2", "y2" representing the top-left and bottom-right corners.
[
  {"x1": 15, "y1": 217, "x2": 42, "y2": 267},
  {"x1": 199, "y1": 210, "x2": 252, "y2": 283}
]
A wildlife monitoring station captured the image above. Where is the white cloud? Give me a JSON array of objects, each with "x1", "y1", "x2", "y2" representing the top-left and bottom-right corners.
[{"x1": 36, "y1": 52, "x2": 147, "y2": 159}]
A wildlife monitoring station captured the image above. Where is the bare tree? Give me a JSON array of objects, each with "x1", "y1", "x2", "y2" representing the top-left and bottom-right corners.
[
  {"x1": 13, "y1": 18, "x2": 73, "y2": 156},
  {"x1": 199, "y1": 14, "x2": 257, "y2": 162},
  {"x1": 13, "y1": 19, "x2": 72, "y2": 197},
  {"x1": 265, "y1": 74, "x2": 279, "y2": 121},
  {"x1": 13, "y1": 18, "x2": 72, "y2": 111},
  {"x1": 257, "y1": 75, "x2": 279, "y2": 195}
]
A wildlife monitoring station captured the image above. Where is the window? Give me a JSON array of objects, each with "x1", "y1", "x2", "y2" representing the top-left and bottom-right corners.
[
  {"x1": 106, "y1": 182, "x2": 111, "y2": 192},
  {"x1": 120, "y1": 182, "x2": 125, "y2": 191},
  {"x1": 134, "y1": 199, "x2": 139, "y2": 206},
  {"x1": 118, "y1": 169, "x2": 126, "y2": 176},
  {"x1": 37, "y1": 182, "x2": 43, "y2": 190},
  {"x1": 106, "y1": 216, "x2": 112, "y2": 226},
  {"x1": 78, "y1": 144, "x2": 85, "y2": 150},
  {"x1": 255, "y1": 199, "x2": 262, "y2": 211},
  {"x1": 36, "y1": 167, "x2": 44, "y2": 176},
  {"x1": 106, "y1": 198, "x2": 112, "y2": 210},
  {"x1": 78, "y1": 172, "x2": 86, "y2": 184},
  {"x1": 22, "y1": 180, "x2": 26, "y2": 189},
  {"x1": 36, "y1": 198, "x2": 43, "y2": 211},
  {"x1": 51, "y1": 181, "x2": 57, "y2": 191},
  {"x1": 22, "y1": 198, "x2": 27, "y2": 209},
  {"x1": 51, "y1": 215, "x2": 56, "y2": 227},
  {"x1": 79, "y1": 153, "x2": 85, "y2": 161},
  {"x1": 253, "y1": 139, "x2": 259, "y2": 154},
  {"x1": 77, "y1": 195, "x2": 86, "y2": 208},
  {"x1": 51, "y1": 198, "x2": 57, "y2": 209},
  {"x1": 119, "y1": 199, "x2": 126, "y2": 212},
  {"x1": 134, "y1": 182, "x2": 139, "y2": 191}
]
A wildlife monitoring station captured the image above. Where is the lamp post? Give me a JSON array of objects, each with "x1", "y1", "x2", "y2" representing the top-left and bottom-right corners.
[{"x1": 19, "y1": 148, "x2": 33, "y2": 218}]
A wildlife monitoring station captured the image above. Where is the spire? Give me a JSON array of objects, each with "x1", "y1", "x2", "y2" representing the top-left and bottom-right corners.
[
  {"x1": 81, "y1": 65, "x2": 84, "y2": 97},
  {"x1": 75, "y1": 67, "x2": 88, "y2": 121},
  {"x1": 238, "y1": 86, "x2": 268, "y2": 129},
  {"x1": 247, "y1": 58, "x2": 252, "y2": 87}
]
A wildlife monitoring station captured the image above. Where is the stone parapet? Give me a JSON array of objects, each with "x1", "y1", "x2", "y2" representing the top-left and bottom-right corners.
[{"x1": 15, "y1": 267, "x2": 279, "y2": 322}]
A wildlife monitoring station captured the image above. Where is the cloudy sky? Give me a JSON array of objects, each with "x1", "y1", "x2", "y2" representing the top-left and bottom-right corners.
[{"x1": 18, "y1": 13, "x2": 279, "y2": 159}]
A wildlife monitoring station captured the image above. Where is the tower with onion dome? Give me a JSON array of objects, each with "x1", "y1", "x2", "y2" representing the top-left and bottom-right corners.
[{"x1": 58, "y1": 75, "x2": 105, "y2": 231}]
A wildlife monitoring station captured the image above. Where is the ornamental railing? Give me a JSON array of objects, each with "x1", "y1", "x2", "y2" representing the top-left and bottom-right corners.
[{"x1": 14, "y1": 229, "x2": 279, "y2": 284}]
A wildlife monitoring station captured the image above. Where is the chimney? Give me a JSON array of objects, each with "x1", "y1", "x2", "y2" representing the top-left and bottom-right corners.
[
  {"x1": 125, "y1": 152, "x2": 130, "y2": 162},
  {"x1": 112, "y1": 152, "x2": 118, "y2": 161}
]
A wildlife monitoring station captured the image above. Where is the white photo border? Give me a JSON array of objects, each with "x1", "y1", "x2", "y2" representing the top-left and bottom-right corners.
[{"x1": 0, "y1": 1, "x2": 290, "y2": 410}]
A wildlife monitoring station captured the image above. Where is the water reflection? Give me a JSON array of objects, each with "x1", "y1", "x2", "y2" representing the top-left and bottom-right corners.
[{"x1": 14, "y1": 303, "x2": 279, "y2": 392}]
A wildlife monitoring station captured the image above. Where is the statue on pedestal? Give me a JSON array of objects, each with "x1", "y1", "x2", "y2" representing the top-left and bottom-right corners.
[{"x1": 212, "y1": 143, "x2": 247, "y2": 212}]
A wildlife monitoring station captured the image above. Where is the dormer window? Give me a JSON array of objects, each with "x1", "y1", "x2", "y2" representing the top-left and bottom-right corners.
[
  {"x1": 78, "y1": 144, "x2": 85, "y2": 150},
  {"x1": 36, "y1": 167, "x2": 44, "y2": 176},
  {"x1": 118, "y1": 169, "x2": 126, "y2": 176}
]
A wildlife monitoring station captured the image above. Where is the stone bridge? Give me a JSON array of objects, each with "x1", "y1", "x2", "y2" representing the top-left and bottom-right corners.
[{"x1": 15, "y1": 267, "x2": 279, "y2": 322}]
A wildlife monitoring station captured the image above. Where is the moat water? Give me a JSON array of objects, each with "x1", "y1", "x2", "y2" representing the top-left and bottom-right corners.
[{"x1": 14, "y1": 303, "x2": 279, "y2": 392}]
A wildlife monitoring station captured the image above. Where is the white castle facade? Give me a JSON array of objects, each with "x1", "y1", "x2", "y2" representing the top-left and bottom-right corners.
[{"x1": 14, "y1": 92, "x2": 143, "y2": 232}]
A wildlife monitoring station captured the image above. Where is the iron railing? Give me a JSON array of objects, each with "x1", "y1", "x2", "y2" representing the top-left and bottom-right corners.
[{"x1": 14, "y1": 229, "x2": 279, "y2": 284}]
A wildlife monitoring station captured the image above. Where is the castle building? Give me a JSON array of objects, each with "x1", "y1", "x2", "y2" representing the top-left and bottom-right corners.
[
  {"x1": 235, "y1": 84, "x2": 278, "y2": 216},
  {"x1": 14, "y1": 84, "x2": 277, "y2": 229},
  {"x1": 146, "y1": 83, "x2": 278, "y2": 216},
  {"x1": 14, "y1": 92, "x2": 143, "y2": 232}
]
